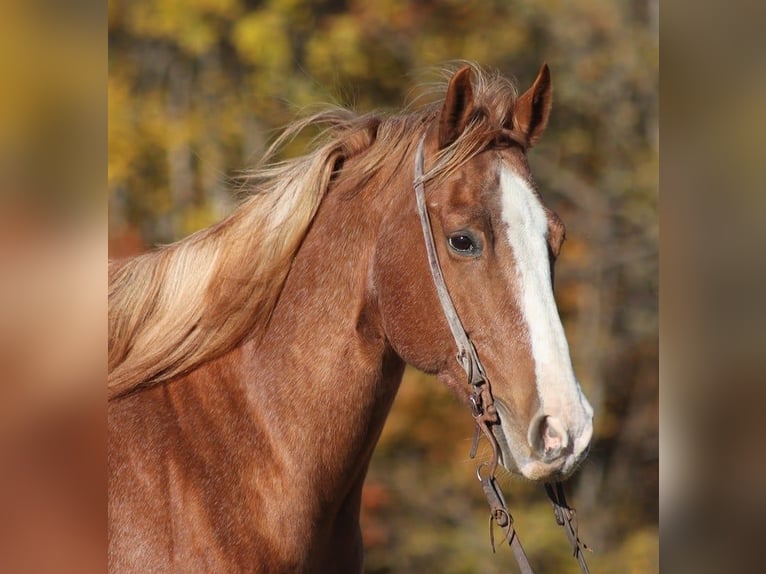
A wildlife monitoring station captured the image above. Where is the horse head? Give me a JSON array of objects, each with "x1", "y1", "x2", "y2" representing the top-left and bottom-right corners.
[{"x1": 373, "y1": 64, "x2": 593, "y2": 481}]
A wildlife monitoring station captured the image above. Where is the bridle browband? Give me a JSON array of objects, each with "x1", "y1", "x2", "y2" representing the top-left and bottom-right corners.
[{"x1": 412, "y1": 134, "x2": 591, "y2": 573}]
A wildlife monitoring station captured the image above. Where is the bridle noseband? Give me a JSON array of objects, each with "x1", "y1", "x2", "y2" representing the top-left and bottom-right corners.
[{"x1": 412, "y1": 134, "x2": 591, "y2": 573}]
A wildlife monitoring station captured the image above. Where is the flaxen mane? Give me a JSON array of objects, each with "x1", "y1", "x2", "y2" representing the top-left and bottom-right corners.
[{"x1": 108, "y1": 63, "x2": 519, "y2": 399}]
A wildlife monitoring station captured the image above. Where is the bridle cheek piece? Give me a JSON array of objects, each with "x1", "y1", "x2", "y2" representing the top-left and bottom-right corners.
[{"x1": 412, "y1": 134, "x2": 591, "y2": 573}]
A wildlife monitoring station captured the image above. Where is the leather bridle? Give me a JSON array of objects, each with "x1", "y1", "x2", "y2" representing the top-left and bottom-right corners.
[{"x1": 412, "y1": 134, "x2": 591, "y2": 573}]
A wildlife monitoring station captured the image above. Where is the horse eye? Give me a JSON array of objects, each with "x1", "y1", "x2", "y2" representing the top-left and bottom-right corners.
[{"x1": 448, "y1": 233, "x2": 480, "y2": 255}]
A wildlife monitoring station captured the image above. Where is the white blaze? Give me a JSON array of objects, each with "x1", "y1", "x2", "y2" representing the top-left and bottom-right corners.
[{"x1": 499, "y1": 167, "x2": 593, "y2": 439}]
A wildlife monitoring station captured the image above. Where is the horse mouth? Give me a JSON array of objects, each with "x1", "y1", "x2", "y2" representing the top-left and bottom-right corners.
[
  {"x1": 489, "y1": 418, "x2": 512, "y2": 470},
  {"x1": 488, "y1": 398, "x2": 522, "y2": 473}
]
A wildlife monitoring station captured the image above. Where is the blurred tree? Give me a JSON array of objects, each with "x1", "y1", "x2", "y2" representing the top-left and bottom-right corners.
[{"x1": 109, "y1": 0, "x2": 657, "y2": 570}]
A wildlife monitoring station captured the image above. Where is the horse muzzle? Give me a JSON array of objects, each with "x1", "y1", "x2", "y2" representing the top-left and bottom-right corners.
[{"x1": 494, "y1": 402, "x2": 594, "y2": 481}]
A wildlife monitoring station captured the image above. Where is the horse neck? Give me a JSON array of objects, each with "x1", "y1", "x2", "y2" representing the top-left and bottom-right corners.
[{"x1": 225, "y1": 166, "x2": 409, "y2": 510}]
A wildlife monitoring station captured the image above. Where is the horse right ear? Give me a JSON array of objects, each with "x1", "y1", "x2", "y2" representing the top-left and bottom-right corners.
[
  {"x1": 512, "y1": 63, "x2": 552, "y2": 148},
  {"x1": 438, "y1": 65, "x2": 475, "y2": 149}
]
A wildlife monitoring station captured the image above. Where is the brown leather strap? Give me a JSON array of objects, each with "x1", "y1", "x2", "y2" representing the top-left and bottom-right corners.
[
  {"x1": 545, "y1": 482, "x2": 592, "y2": 573},
  {"x1": 478, "y1": 466, "x2": 534, "y2": 574},
  {"x1": 412, "y1": 135, "x2": 487, "y2": 389}
]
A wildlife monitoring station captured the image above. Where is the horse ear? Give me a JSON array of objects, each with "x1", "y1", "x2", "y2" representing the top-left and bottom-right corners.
[
  {"x1": 438, "y1": 65, "x2": 475, "y2": 149},
  {"x1": 513, "y1": 63, "x2": 552, "y2": 147}
]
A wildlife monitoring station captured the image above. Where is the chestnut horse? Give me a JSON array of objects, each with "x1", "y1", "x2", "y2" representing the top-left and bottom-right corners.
[{"x1": 108, "y1": 63, "x2": 594, "y2": 572}]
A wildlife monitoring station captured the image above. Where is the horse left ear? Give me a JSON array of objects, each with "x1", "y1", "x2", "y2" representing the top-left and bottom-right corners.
[
  {"x1": 513, "y1": 63, "x2": 552, "y2": 148},
  {"x1": 438, "y1": 65, "x2": 475, "y2": 149}
]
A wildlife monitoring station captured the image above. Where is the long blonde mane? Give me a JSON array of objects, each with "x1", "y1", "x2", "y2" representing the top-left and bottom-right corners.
[{"x1": 108, "y1": 63, "x2": 518, "y2": 399}]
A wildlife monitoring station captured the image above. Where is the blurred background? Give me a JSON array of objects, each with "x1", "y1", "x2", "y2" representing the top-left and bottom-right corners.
[{"x1": 108, "y1": 0, "x2": 658, "y2": 571}]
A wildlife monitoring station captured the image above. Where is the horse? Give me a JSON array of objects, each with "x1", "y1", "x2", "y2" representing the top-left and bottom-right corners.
[{"x1": 108, "y1": 62, "x2": 594, "y2": 572}]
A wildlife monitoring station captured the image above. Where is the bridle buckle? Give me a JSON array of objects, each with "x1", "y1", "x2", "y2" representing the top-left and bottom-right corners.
[{"x1": 469, "y1": 392, "x2": 483, "y2": 418}]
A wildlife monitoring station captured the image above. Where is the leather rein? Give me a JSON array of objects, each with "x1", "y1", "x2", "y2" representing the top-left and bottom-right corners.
[{"x1": 412, "y1": 135, "x2": 591, "y2": 573}]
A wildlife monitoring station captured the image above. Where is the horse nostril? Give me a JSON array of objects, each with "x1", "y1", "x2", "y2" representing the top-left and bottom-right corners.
[
  {"x1": 545, "y1": 422, "x2": 560, "y2": 443},
  {"x1": 528, "y1": 414, "x2": 569, "y2": 459}
]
